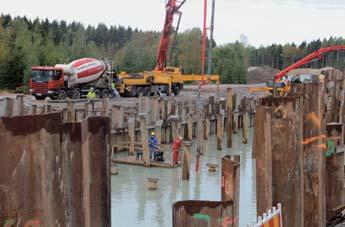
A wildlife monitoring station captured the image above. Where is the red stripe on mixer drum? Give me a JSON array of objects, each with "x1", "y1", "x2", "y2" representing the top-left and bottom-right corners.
[
  {"x1": 71, "y1": 58, "x2": 95, "y2": 68},
  {"x1": 77, "y1": 66, "x2": 104, "y2": 78}
]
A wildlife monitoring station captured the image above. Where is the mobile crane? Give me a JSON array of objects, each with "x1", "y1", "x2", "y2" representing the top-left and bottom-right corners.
[
  {"x1": 115, "y1": 0, "x2": 219, "y2": 97},
  {"x1": 250, "y1": 45, "x2": 345, "y2": 95}
]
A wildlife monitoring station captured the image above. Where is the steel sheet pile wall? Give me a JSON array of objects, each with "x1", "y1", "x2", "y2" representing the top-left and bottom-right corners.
[
  {"x1": 255, "y1": 70, "x2": 345, "y2": 226},
  {"x1": 172, "y1": 200, "x2": 236, "y2": 227},
  {"x1": 0, "y1": 113, "x2": 110, "y2": 226},
  {"x1": 254, "y1": 96, "x2": 304, "y2": 226}
]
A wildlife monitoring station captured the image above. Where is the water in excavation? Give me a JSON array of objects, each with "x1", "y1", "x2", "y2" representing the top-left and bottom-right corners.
[{"x1": 112, "y1": 129, "x2": 256, "y2": 227}]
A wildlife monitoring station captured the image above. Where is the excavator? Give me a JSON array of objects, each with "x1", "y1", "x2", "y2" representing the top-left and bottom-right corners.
[{"x1": 250, "y1": 45, "x2": 345, "y2": 96}]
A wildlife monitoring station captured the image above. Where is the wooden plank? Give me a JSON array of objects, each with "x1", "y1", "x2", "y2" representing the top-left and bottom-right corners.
[
  {"x1": 67, "y1": 98, "x2": 75, "y2": 122},
  {"x1": 260, "y1": 96, "x2": 304, "y2": 227},
  {"x1": 296, "y1": 83, "x2": 326, "y2": 227},
  {"x1": 197, "y1": 109, "x2": 204, "y2": 154},
  {"x1": 221, "y1": 155, "x2": 240, "y2": 227},
  {"x1": 216, "y1": 112, "x2": 224, "y2": 150},
  {"x1": 254, "y1": 105, "x2": 273, "y2": 216},
  {"x1": 242, "y1": 112, "x2": 248, "y2": 144},
  {"x1": 204, "y1": 118, "x2": 210, "y2": 140},
  {"x1": 326, "y1": 124, "x2": 345, "y2": 219},
  {"x1": 226, "y1": 88, "x2": 233, "y2": 148},
  {"x1": 233, "y1": 112, "x2": 238, "y2": 134},
  {"x1": 139, "y1": 113, "x2": 150, "y2": 166},
  {"x1": 127, "y1": 115, "x2": 135, "y2": 155},
  {"x1": 182, "y1": 141, "x2": 192, "y2": 180},
  {"x1": 187, "y1": 113, "x2": 193, "y2": 141}
]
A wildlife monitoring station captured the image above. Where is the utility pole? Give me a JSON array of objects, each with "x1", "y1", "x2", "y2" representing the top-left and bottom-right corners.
[{"x1": 207, "y1": 0, "x2": 215, "y2": 75}]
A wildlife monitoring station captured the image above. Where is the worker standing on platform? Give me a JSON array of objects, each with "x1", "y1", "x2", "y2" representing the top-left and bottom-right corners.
[
  {"x1": 87, "y1": 87, "x2": 96, "y2": 99},
  {"x1": 172, "y1": 136, "x2": 183, "y2": 166},
  {"x1": 149, "y1": 131, "x2": 159, "y2": 160}
]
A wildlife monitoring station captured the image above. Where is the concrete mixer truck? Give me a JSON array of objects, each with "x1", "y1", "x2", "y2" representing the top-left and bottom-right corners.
[{"x1": 30, "y1": 58, "x2": 115, "y2": 100}]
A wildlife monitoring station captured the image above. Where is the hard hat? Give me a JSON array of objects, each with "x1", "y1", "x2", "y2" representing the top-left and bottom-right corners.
[
  {"x1": 179, "y1": 136, "x2": 183, "y2": 140},
  {"x1": 90, "y1": 87, "x2": 94, "y2": 91},
  {"x1": 151, "y1": 131, "x2": 155, "y2": 136}
]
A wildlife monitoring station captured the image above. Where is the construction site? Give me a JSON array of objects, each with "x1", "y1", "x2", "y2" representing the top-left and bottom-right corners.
[{"x1": 1, "y1": 0, "x2": 345, "y2": 227}]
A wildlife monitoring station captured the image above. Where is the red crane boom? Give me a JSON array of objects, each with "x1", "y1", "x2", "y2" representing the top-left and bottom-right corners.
[
  {"x1": 274, "y1": 45, "x2": 345, "y2": 82},
  {"x1": 155, "y1": 0, "x2": 185, "y2": 71}
]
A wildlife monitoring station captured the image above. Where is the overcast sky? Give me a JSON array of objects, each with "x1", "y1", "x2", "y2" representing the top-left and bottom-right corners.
[{"x1": 1, "y1": 0, "x2": 345, "y2": 47}]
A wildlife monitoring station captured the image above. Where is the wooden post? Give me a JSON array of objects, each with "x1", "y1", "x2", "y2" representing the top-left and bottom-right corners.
[
  {"x1": 111, "y1": 105, "x2": 124, "y2": 130},
  {"x1": 242, "y1": 112, "x2": 249, "y2": 144},
  {"x1": 226, "y1": 88, "x2": 233, "y2": 148},
  {"x1": 204, "y1": 117, "x2": 210, "y2": 140},
  {"x1": 75, "y1": 108, "x2": 85, "y2": 121},
  {"x1": 30, "y1": 104, "x2": 37, "y2": 115},
  {"x1": 182, "y1": 141, "x2": 192, "y2": 180},
  {"x1": 209, "y1": 96, "x2": 215, "y2": 114},
  {"x1": 187, "y1": 113, "x2": 193, "y2": 141},
  {"x1": 90, "y1": 100, "x2": 96, "y2": 116},
  {"x1": 152, "y1": 97, "x2": 160, "y2": 122},
  {"x1": 181, "y1": 101, "x2": 187, "y2": 122},
  {"x1": 12, "y1": 94, "x2": 24, "y2": 116},
  {"x1": 103, "y1": 98, "x2": 109, "y2": 116},
  {"x1": 255, "y1": 96, "x2": 304, "y2": 227},
  {"x1": 139, "y1": 113, "x2": 150, "y2": 167},
  {"x1": 43, "y1": 97, "x2": 50, "y2": 114},
  {"x1": 196, "y1": 101, "x2": 204, "y2": 154},
  {"x1": 3, "y1": 97, "x2": 13, "y2": 117},
  {"x1": 167, "y1": 99, "x2": 172, "y2": 116},
  {"x1": 127, "y1": 115, "x2": 135, "y2": 156},
  {"x1": 326, "y1": 123, "x2": 345, "y2": 219},
  {"x1": 85, "y1": 101, "x2": 91, "y2": 117},
  {"x1": 67, "y1": 98, "x2": 75, "y2": 122},
  {"x1": 155, "y1": 120, "x2": 163, "y2": 144},
  {"x1": 196, "y1": 116, "x2": 204, "y2": 154},
  {"x1": 253, "y1": 105, "x2": 273, "y2": 215},
  {"x1": 298, "y1": 84, "x2": 326, "y2": 227},
  {"x1": 169, "y1": 115, "x2": 180, "y2": 140},
  {"x1": 62, "y1": 108, "x2": 68, "y2": 121},
  {"x1": 233, "y1": 111, "x2": 239, "y2": 134},
  {"x1": 339, "y1": 76, "x2": 345, "y2": 144},
  {"x1": 221, "y1": 155, "x2": 240, "y2": 227},
  {"x1": 216, "y1": 110, "x2": 224, "y2": 150},
  {"x1": 0, "y1": 98, "x2": 5, "y2": 116},
  {"x1": 271, "y1": 97, "x2": 304, "y2": 227},
  {"x1": 160, "y1": 98, "x2": 167, "y2": 121}
]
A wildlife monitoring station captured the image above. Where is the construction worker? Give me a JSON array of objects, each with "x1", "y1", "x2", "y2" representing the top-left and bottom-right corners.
[
  {"x1": 148, "y1": 131, "x2": 159, "y2": 160},
  {"x1": 282, "y1": 76, "x2": 289, "y2": 87},
  {"x1": 87, "y1": 87, "x2": 96, "y2": 99},
  {"x1": 111, "y1": 82, "x2": 120, "y2": 97},
  {"x1": 172, "y1": 136, "x2": 183, "y2": 165}
]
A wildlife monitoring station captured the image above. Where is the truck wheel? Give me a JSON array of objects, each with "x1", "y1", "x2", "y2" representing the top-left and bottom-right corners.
[
  {"x1": 137, "y1": 87, "x2": 144, "y2": 97},
  {"x1": 57, "y1": 90, "x2": 67, "y2": 100},
  {"x1": 130, "y1": 86, "x2": 137, "y2": 97},
  {"x1": 144, "y1": 87, "x2": 151, "y2": 96},
  {"x1": 101, "y1": 89, "x2": 110, "y2": 98},
  {"x1": 95, "y1": 89, "x2": 101, "y2": 98},
  {"x1": 72, "y1": 89, "x2": 81, "y2": 100},
  {"x1": 35, "y1": 96, "x2": 45, "y2": 100}
]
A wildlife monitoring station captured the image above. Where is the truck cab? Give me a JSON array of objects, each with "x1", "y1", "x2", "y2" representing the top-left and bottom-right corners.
[{"x1": 30, "y1": 66, "x2": 65, "y2": 99}]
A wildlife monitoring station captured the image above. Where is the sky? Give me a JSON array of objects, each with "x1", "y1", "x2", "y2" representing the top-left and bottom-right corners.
[{"x1": 1, "y1": 0, "x2": 345, "y2": 47}]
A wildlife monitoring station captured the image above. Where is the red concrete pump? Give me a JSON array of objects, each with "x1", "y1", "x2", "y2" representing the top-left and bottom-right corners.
[
  {"x1": 155, "y1": 0, "x2": 186, "y2": 71},
  {"x1": 274, "y1": 45, "x2": 345, "y2": 82}
]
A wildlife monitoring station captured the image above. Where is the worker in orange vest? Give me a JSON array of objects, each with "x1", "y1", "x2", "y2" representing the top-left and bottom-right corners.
[{"x1": 172, "y1": 136, "x2": 183, "y2": 165}]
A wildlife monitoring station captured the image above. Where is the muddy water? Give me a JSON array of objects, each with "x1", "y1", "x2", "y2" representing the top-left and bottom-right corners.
[{"x1": 111, "y1": 129, "x2": 256, "y2": 227}]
